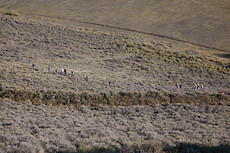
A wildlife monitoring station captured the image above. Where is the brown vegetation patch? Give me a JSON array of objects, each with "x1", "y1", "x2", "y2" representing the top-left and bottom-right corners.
[
  {"x1": 0, "y1": 86, "x2": 229, "y2": 108},
  {"x1": 0, "y1": 16, "x2": 229, "y2": 95},
  {"x1": 0, "y1": 99, "x2": 229, "y2": 152}
]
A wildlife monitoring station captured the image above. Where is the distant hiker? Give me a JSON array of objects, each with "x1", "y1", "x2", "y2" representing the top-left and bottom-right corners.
[
  {"x1": 48, "y1": 66, "x2": 51, "y2": 72},
  {"x1": 64, "y1": 69, "x2": 67, "y2": 75},
  {"x1": 71, "y1": 71, "x2": 74, "y2": 76},
  {"x1": 180, "y1": 84, "x2": 182, "y2": 89},
  {"x1": 176, "y1": 83, "x2": 180, "y2": 89},
  {"x1": 85, "y1": 75, "x2": 89, "y2": 81},
  {"x1": 201, "y1": 84, "x2": 204, "y2": 90},
  {"x1": 108, "y1": 78, "x2": 111, "y2": 86},
  {"x1": 32, "y1": 64, "x2": 35, "y2": 68},
  {"x1": 61, "y1": 69, "x2": 64, "y2": 75},
  {"x1": 150, "y1": 84, "x2": 153, "y2": 89},
  {"x1": 197, "y1": 84, "x2": 200, "y2": 90},
  {"x1": 56, "y1": 69, "x2": 58, "y2": 74},
  {"x1": 195, "y1": 84, "x2": 197, "y2": 90}
]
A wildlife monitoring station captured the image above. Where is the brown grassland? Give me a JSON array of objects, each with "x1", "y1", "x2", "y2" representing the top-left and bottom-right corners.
[
  {"x1": 1, "y1": 0, "x2": 230, "y2": 51},
  {"x1": 0, "y1": 0, "x2": 230, "y2": 152}
]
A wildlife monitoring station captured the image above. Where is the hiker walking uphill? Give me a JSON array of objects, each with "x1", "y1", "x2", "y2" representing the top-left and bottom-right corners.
[
  {"x1": 85, "y1": 75, "x2": 89, "y2": 81},
  {"x1": 197, "y1": 84, "x2": 200, "y2": 90},
  {"x1": 150, "y1": 84, "x2": 153, "y2": 89},
  {"x1": 176, "y1": 83, "x2": 182, "y2": 89},
  {"x1": 176, "y1": 83, "x2": 180, "y2": 89},
  {"x1": 201, "y1": 84, "x2": 204, "y2": 90},
  {"x1": 64, "y1": 69, "x2": 67, "y2": 75},
  {"x1": 194, "y1": 83, "x2": 204, "y2": 90}
]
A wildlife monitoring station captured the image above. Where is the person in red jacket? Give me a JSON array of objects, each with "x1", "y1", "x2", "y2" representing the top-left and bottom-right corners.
[
  {"x1": 197, "y1": 84, "x2": 200, "y2": 89},
  {"x1": 176, "y1": 83, "x2": 179, "y2": 89}
]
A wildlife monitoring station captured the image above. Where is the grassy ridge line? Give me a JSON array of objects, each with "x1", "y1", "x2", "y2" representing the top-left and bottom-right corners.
[
  {"x1": 0, "y1": 86, "x2": 229, "y2": 107},
  {"x1": 17, "y1": 11, "x2": 229, "y2": 53}
]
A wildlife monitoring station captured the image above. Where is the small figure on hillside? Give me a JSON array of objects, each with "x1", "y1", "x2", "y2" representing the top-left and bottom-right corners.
[
  {"x1": 48, "y1": 66, "x2": 51, "y2": 72},
  {"x1": 195, "y1": 84, "x2": 197, "y2": 90},
  {"x1": 201, "y1": 84, "x2": 204, "y2": 90},
  {"x1": 180, "y1": 84, "x2": 182, "y2": 89},
  {"x1": 85, "y1": 75, "x2": 89, "y2": 81},
  {"x1": 150, "y1": 84, "x2": 153, "y2": 89},
  {"x1": 56, "y1": 69, "x2": 58, "y2": 74},
  {"x1": 197, "y1": 84, "x2": 200, "y2": 90},
  {"x1": 176, "y1": 83, "x2": 180, "y2": 89},
  {"x1": 71, "y1": 71, "x2": 74, "y2": 76},
  {"x1": 61, "y1": 69, "x2": 64, "y2": 75},
  {"x1": 108, "y1": 78, "x2": 111, "y2": 86},
  {"x1": 32, "y1": 64, "x2": 35, "y2": 68},
  {"x1": 64, "y1": 69, "x2": 67, "y2": 75}
]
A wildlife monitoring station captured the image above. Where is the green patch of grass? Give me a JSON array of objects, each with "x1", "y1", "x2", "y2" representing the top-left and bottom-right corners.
[
  {"x1": 1, "y1": 88, "x2": 229, "y2": 108},
  {"x1": 5, "y1": 10, "x2": 19, "y2": 16},
  {"x1": 77, "y1": 145, "x2": 115, "y2": 153}
]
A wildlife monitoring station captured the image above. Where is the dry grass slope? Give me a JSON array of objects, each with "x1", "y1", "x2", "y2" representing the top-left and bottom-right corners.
[
  {"x1": 0, "y1": 0, "x2": 229, "y2": 51},
  {"x1": 0, "y1": 15, "x2": 229, "y2": 95},
  {"x1": 0, "y1": 99, "x2": 229, "y2": 152},
  {"x1": 0, "y1": 8, "x2": 230, "y2": 153}
]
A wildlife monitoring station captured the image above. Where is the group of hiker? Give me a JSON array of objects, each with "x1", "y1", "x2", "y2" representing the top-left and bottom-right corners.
[
  {"x1": 33, "y1": 64, "x2": 89, "y2": 81},
  {"x1": 176, "y1": 83, "x2": 182, "y2": 89},
  {"x1": 53, "y1": 68, "x2": 71, "y2": 76},
  {"x1": 194, "y1": 83, "x2": 204, "y2": 90},
  {"x1": 53, "y1": 67, "x2": 89, "y2": 81},
  {"x1": 33, "y1": 64, "x2": 205, "y2": 90},
  {"x1": 176, "y1": 82, "x2": 204, "y2": 90}
]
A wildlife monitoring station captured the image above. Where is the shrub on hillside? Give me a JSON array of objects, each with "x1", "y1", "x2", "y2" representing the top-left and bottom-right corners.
[{"x1": 5, "y1": 10, "x2": 19, "y2": 16}]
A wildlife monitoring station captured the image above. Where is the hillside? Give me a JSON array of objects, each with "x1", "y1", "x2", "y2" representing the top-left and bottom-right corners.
[
  {"x1": 0, "y1": 15, "x2": 229, "y2": 95},
  {"x1": 0, "y1": 7, "x2": 230, "y2": 153},
  {"x1": 0, "y1": 99, "x2": 229, "y2": 152},
  {"x1": 0, "y1": 0, "x2": 230, "y2": 51}
]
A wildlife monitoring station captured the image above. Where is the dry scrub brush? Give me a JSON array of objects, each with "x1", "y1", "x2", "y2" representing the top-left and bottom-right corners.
[{"x1": 0, "y1": 16, "x2": 229, "y2": 95}]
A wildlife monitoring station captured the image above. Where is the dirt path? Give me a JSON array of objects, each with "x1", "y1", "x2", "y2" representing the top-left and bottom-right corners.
[{"x1": 0, "y1": 99, "x2": 229, "y2": 152}]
